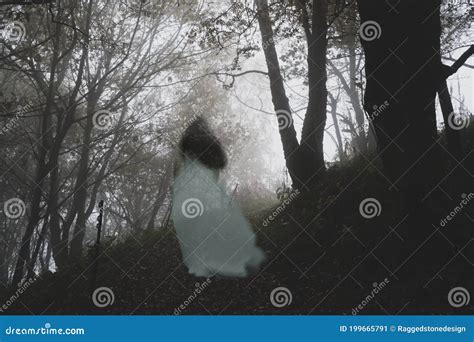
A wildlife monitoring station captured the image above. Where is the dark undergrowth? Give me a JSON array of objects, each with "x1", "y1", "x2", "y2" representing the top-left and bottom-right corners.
[{"x1": 2, "y1": 126, "x2": 473, "y2": 315}]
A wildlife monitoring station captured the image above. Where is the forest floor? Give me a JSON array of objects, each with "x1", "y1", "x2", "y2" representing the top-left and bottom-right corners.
[{"x1": 2, "y1": 128, "x2": 474, "y2": 315}]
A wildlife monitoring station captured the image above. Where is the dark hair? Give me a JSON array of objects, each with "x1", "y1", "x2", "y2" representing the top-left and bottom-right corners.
[{"x1": 179, "y1": 117, "x2": 227, "y2": 170}]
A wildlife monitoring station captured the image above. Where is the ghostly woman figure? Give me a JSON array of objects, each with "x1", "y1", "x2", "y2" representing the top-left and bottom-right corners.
[{"x1": 171, "y1": 118, "x2": 266, "y2": 278}]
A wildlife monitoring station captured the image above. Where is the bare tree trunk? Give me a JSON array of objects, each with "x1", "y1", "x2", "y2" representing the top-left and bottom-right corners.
[
  {"x1": 69, "y1": 93, "x2": 98, "y2": 259},
  {"x1": 438, "y1": 45, "x2": 473, "y2": 157},
  {"x1": 27, "y1": 217, "x2": 48, "y2": 278},
  {"x1": 348, "y1": 42, "x2": 367, "y2": 153},
  {"x1": 301, "y1": 0, "x2": 328, "y2": 183},
  {"x1": 357, "y1": 0, "x2": 442, "y2": 203},
  {"x1": 42, "y1": 241, "x2": 52, "y2": 274},
  {"x1": 328, "y1": 54, "x2": 366, "y2": 154},
  {"x1": 255, "y1": 0, "x2": 306, "y2": 189},
  {"x1": 146, "y1": 162, "x2": 173, "y2": 231},
  {"x1": 328, "y1": 92, "x2": 345, "y2": 161},
  {"x1": 256, "y1": 0, "x2": 329, "y2": 189},
  {"x1": 438, "y1": 80, "x2": 462, "y2": 157},
  {"x1": 44, "y1": 164, "x2": 70, "y2": 269},
  {"x1": 11, "y1": 18, "x2": 62, "y2": 283}
]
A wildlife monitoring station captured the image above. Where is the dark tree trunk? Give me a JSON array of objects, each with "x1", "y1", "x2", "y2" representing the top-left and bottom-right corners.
[
  {"x1": 27, "y1": 217, "x2": 48, "y2": 278},
  {"x1": 255, "y1": 0, "x2": 306, "y2": 189},
  {"x1": 438, "y1": 80, "x2": 462, "y2": 158},
  {"x1": 69, "y1": 94, "x2": 98, "y2": 259},
  {"x1": 328, "y1": 92, "x2": 345, "y2": 161},
  {"x1": 146, "y1": 162, "x2": 173, "y2": 231},
  {"x1": 11, "y1": 20, "x2": 62, "y2": 283},
  {"x1": 256, "y1": 0, "x2": 329, "y2": 189},
  {"x1": 357, "y1": 0, "x2": 442, "y2": 203},
  {"x1": 301, "y1": 0, "x2": 328, "y2": 183},
  {"x1": 438, "y1": 45, "x2": 474, "y2": 157},
  {"x1": 348, "y1": 42, "x2": 367, "y2": 153},
  {"x1": 46, "y1": 165, "x2": 69, "y2": 269}
]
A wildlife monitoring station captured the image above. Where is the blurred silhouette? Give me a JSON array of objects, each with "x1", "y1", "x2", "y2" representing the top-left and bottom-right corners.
[{"x1": 171, "y1": 118, "x2": 266, "y2": 278}]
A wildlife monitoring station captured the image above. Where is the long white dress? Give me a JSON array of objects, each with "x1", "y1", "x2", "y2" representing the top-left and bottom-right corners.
[{"x1": 172, "y1": 158, "x2": 266, "y2": 278}]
